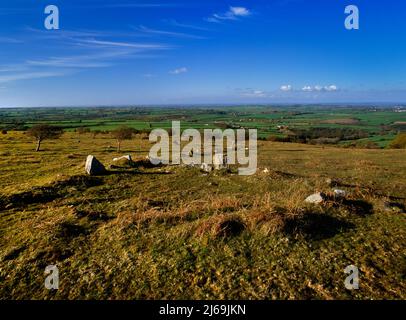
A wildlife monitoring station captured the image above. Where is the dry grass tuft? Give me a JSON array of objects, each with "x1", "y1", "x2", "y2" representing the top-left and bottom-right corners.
[{"x1": 195, "y1": 214, "x2": 246, "y2": 238}]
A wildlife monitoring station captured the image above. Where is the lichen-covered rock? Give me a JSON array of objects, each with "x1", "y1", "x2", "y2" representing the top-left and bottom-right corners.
[
  {"x1": 113, "y1": 155, "x2": 132, "y2": 162},
  {"x1": 200, "y1": 163, "x2": 213, "y2": 173},
  {"x1": 333, "y1": 189, "x2": 347, "y2": 199},
  {"x1": 85, "y1": 155, "x2": 106, "y2": 176},
  {"x1": 305, "y1": 192, "x2": 327, "y2": 204}
]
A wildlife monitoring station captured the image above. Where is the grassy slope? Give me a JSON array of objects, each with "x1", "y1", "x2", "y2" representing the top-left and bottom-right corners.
[{"x1": 0, "y1": 132, "x2": 405, "y2": 299}]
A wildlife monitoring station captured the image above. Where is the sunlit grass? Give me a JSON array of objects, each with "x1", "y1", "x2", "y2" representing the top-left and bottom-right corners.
[{"x1": 0, "y1": 132, "x2": 405, "y2": 299}]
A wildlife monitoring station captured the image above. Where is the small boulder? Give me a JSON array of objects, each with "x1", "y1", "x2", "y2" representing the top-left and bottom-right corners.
[
  {"x1": 85, "y1": 155, "x2": 106, "y2": 176},
  {"x1": 333, "y1": 189, "x2": 347, "y2": 199},
  {"x1": 113, "y1": 155, "x2": 132, "y2": 162},
  {"x1": 326, "y1": 178, "x2": 340, "y2": 187},
  {"x1": 305, "y1": 192, "x2": 327, "y2": 204},
  {"x1": 213, "y1": 154, "x2": 225, "y2": 170},
  {"x1": 146, "y1": 155, "x2": 163, "y2": 166},
  {"x1": 201, "y1": 163, "x2": 213, "y2": 173}
]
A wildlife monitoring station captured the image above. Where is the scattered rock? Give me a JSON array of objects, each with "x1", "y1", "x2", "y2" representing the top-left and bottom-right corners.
[
  {"x1": 85, "y1": 155, "x2": 106, "y2": 176},
  {"x1": 326, "y1": 178, "x2": 340, "y2": 187},
  {"x1": 213, "y1": 154, "x2": 225, "y2": 170},
  {"x1": 185, "y1": 162, "x2": 197, "y2": 168},
  {"x1": 146, "y1": 155, "x2": 163, "y2": 166},
  {"x1": 305, "y1": 192, "x2": 327, "y2": 204},
  {"x1": 333, "y1": 189, "x2": 347, "y2": 199},
  {"x1": 263, "y1": 168, "x2": 269, "y2": 173},
  {"x1": 383, "y1": 201, "x2": 406, "y2": 213},
  {"x1": 200, "y1": 163, "x2": 213, "y2": 173},
  {"x1": 113, "y1": 155, "x2": 132, "y2": 162}
]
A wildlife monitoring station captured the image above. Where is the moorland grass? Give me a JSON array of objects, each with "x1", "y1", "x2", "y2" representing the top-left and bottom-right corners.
[{"x1": 0, "y1": 132, "x2": 405, "y2": 299}]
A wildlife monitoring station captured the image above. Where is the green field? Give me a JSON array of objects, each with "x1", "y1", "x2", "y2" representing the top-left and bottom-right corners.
[{"x1": 1, "y1": 105, "x2": 405, "y2": 146}]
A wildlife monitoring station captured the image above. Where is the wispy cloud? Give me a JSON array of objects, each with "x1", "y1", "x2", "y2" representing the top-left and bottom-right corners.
[
  {"x1": 25, "y1": 50, "x2": 147, "y2": 69},
  {"x1": 86, "y1": 3, "x2": 180, "y2": 9},
  {"x1": 207, "y1": 6, "x2": 251, "y2": 23},
  {"x1": 0, "y1": 65, "x2": 27, "y2": 73},
  {"x1": 166, "y1": 19, "x2": 211, "y2": 31},
  {"x1": 0, "y1": 71, "x2": 68, "y2": 83},
  {"x1": 136, "y1": 25, "x2": 206, "y2": 39},
  {"x1": 0, "y1": 36, "x2": 23, "y2": 44},
  {"x1": 24, "y1": 27, "x2": 110, "y2": 40},
  {"x1": 169, "y1": 67, "x2": 188, "y2": 74},
  {"x1": 239, "y1": 88, "x2": 268, "y2": 98},
  {"x1": 76, "y1": 39, "x2": 169, "y2": 49},
  {"x1": 280, "y1": 84, "x2": 292, "y2": 91},
  {"x1": 26, "y1": 58, "x2": 112, "y2": 69},
  {"x1": 0, "y1": 27, "x2": 171, "y2": 85}
]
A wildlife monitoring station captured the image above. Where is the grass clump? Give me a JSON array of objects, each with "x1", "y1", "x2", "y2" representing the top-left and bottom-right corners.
[{"x1": 388, "y1": 133, "x2": 406, "y2": 149}]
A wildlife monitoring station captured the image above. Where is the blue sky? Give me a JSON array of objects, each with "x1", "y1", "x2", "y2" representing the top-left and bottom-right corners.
[{"x1": 0, "y1": 0, "x2": 405, "y2": 107}]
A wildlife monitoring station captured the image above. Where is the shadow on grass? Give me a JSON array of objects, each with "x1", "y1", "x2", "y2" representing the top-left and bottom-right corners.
[
  {"x1": 104, "y1": 170, "x2": 172, "y2": 176},
  {"x1": 342, "y1": 199, "x2": 374, "y2": 216},
  {"x1": 283, "y1": 213, "x2": 355, "y2": 241},
  {"x1": 0, "y1": 176, "x2": 104, "y2": 211},
  {"x1": 3, "y1": 245, "x2": 27, "y2": 261}
]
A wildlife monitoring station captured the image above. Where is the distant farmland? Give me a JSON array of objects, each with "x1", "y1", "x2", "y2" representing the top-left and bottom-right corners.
[{"x1": 1, "y1": 105, "x2": 405, "y2": 148}]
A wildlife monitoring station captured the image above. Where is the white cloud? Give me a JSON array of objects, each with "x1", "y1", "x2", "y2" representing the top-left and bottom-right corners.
[
  {"x1": 250, "y1": 90, "x2": 266, "y2": 97},
  {"x1": 325, "y1": 85, "x2": 338, "y2": 91},
  {"x1": 302, "y1": 84, "x2": 338, "y2": 92},
  {"x1": 240, "y1": 88, "x2": 267, "y2": 98},
  {"x1": 207, "y1": 6, "x2": 251, "y2": 23},
  {"x1": 169, "y1": 67, "x2": 188, "y2": 74},
  {"x1": 230, "y1": 7, "x2": 251, "y2": 17},
  {"x1": 280, "y1": 84, "x2": 292, "y2": 91}
]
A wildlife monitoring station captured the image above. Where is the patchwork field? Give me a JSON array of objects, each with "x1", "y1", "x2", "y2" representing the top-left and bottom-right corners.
[
  {"x1": 1, "y1": 105, "x2": 405, "y2": 147},
  {"x1": 0, "y1": 128, "x2": 405, "y2": 299}
]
